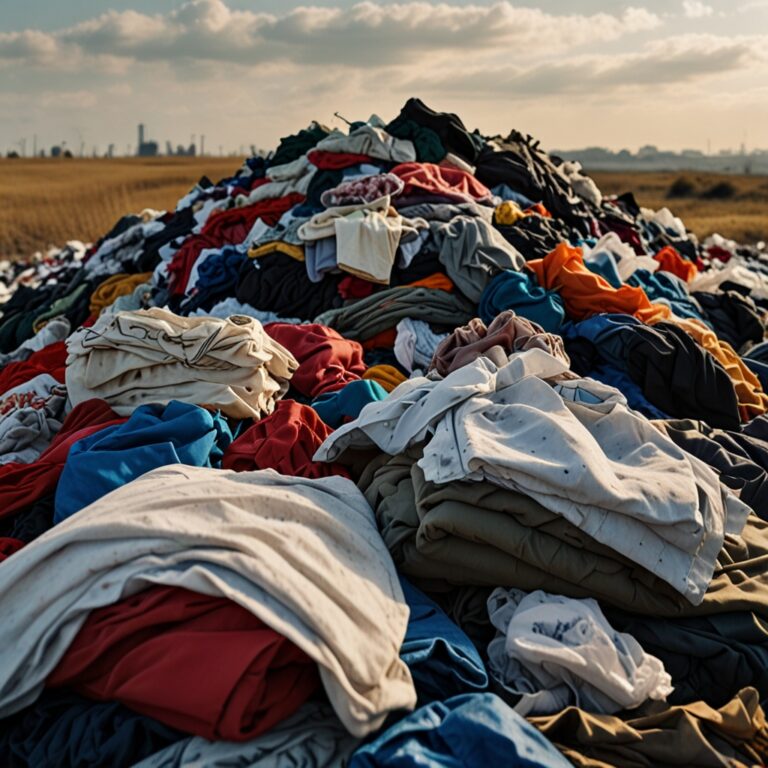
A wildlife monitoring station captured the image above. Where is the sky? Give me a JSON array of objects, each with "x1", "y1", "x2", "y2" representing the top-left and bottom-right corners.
[{"x1": 1, "y1": 0, "x2": 768, "y2": 156}]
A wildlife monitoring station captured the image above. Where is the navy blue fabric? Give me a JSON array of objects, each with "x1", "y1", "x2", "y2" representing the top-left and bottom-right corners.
[
  {"x1": 311, "y1": 379, "x2": 388, "y2": 428},
  {"x1": 490, "y1": 184, "x2": 536, "y2": 210},
  {"x1": 54, "y1": 401, "x2": 232, "y2": 523},
  {"x1": 479, "y1": 270, "x2": 565, "y2": 332},
  {"x1": 400, "y1": 578, "x2": 488, "y2": 704},
  {"x1": 348, "y1": 693, "x2": 571, "y2": 768},
  {"x1": 181, "y1": 246, "x2": 247, "y2": 314},
  {"x1": 0, "y1": 690, "x2": 181, "y2": 768},
  {"x1": 587, "y1": 363, "x2": 669, "y2": 420},
  {"x1": 745, "y1": 357, "x2": 768, "y2": 392}
]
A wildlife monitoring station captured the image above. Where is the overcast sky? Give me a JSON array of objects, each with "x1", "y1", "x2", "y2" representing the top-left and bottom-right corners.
[{"x1": 2, "y1": 0, "x2": 767, "y2": 156}]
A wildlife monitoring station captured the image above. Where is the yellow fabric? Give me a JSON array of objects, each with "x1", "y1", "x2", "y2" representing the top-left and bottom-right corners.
[
  {"x1": 658, "y1": 315, "x2": 768, "y2": 421},
  {"x1": 363, "y1": 365, "x2": 406, "y2": 393},
  {"x1": 248, "y1": 241, "x2": 305, "y2": 262},
  {"x1": 494, "y1": 201, "x2": 525, "y2": 226},
  {"x1": 88, "y1": 272, "x2": 153, "y2": 317}
]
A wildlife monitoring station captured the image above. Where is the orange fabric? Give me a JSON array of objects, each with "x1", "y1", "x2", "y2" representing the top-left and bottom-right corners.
[
  {"x1": 527, "y1": 243, "x2": 671, "y2": 323},
  {"x1": 654, "y1": 246, "x2": 698, "y2": 283},
  {"x1": 406, "y1": 273, "x2": 455, "y2": 293},
  {"x1": 363, "y1": 365, "x2": 406, "y2": 393},
  {"x1": 361, "y1": 328, "x2": 397, "y2": 350},
  {"x1": 654, "y1": 315, "x2": 768, "y2": 422},
  {"x1": 527, "y1": 203, "x2": 551, "y2": 218}
]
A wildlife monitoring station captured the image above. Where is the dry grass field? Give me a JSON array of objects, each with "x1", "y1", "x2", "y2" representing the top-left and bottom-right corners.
[
  {"x1": 1, "y1": 158, "x2": 766, "y2": 259},
  {"x1": 590, "y1": 170, "x2": 768, "y2": 245},
  {"x1": 0, "y1": 157, "x2": 243, "y2": 259}
]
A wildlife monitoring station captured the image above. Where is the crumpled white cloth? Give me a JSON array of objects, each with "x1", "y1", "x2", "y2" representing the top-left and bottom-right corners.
[
  {"x1": 316, "y1": 349, "x2": 749, "y2": 603},
  {"x1": 65, "y1": 308, "x2": 297, "y2": 418},
  {"x1": 0, "y1": 464, "x2": 415, "y2": 737},
  {"x1": 394, "y1": 318, "x2": 448, "y2": 374},
  {"x1": 487, "y1": 588, "x2": 673, "y2": 716}
]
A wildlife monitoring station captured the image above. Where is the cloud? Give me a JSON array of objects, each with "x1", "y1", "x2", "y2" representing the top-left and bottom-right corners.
[
  {"x1": 0, "y1": 0, "x2": 662, "y2": 70},
  {"x1": 682, "y1": 1, "x2": 715, "y2": 17},
  {"x1": 401, "y1": 34, "x2": 767, "y2": 98}
]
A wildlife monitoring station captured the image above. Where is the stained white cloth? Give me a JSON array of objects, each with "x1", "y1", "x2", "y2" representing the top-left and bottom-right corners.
[
  {"x1": 316, "y1": 349, "x2": 749, "y2": 603},
  {"x1": 0, "y1": 464, "x2": 415, "y2": 736},
  {"x1": 394, "y1": 318, "x2": 448, "y2": 374},
  {"x1": 133, "y1": 702, "x2": 359, "y2": 768},
  {"x1": 486, "y1": 588, "x2": 673, "y2": 716},
  {"x1": 65, "y1": 308, "x2": 297, "y2": 418}
]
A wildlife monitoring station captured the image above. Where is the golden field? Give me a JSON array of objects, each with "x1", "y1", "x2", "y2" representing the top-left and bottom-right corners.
[
  {"x1": 590, "y1": 170, "x2": 768, "y2": 245},
  {"x1": 1, "y1": 158, "x2": 766, "y2": 259},
  {"x1": 0, "y1": 157, "x2": 243, "y2": 259}
]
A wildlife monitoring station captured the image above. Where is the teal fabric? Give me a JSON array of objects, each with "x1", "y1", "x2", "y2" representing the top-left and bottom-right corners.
[{"x1": 54, "y1": 401, "x2": 232, "y2": 523}]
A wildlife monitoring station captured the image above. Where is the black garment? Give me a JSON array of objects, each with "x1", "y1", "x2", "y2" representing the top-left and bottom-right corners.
[
  {"x1": 694, "y1": 290, "x2": 766, "y2": 352},
  {"x1": 626, "y1": 321, "x2": 741, "y2": 430},
  {"x1": 135, "y1": 206, "x2": 197, "y2": 273},
  {"x1": 267, "y1": 123, "x2": 330, "y2": 168},
  {"x1": 564, "y1": 319, "x2": 741, "y2": 430},
  {"x1": 304, "y1": 168, "x2": 344, "y2": 211},
  {"x1": 0, "y1": 494, "x2": 54, "y2": 544},
  {"x1": 394, "y1": 98, "x2": 482, "y2": 164},
  {"x1": 0, "y1": 690, "x2": 182, "y2": 768},
  {"x1": 658, "y1": 420, "x2": 768, "y2": 517},
  {"x1": 494, "y1": 215, "x2": 567, "y2": 261},
  {"x1": 385, "y1": 115, "x2": 445, "y2": 164},
  {"x1": 604, "y1": 608, "x2": 768, "y2": 709},
  {"x1": 390, "y1": 249, "x2": 444, "y2": 286},
  {"x1": 474, "y1": 132, "x2": 593, "y2": 234},
  {"x1": 719, "y1": 281, "x2": 768, "y2": 313},
  {"x1": 235, "y1": 253, "x2": 343, "y2": 320}
]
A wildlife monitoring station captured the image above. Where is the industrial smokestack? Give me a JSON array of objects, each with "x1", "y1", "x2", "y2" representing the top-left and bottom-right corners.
[{"x1": 138, "y1": 124, "x2": 145, "y2": 151}]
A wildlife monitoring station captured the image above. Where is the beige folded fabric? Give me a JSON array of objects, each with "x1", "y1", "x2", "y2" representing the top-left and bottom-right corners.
[{"x1": 66, "y1": 308, "x2": 297, "y2": 418}]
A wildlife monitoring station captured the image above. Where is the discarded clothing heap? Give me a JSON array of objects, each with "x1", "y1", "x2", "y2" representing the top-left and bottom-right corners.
[{"x1": 1, "y1": 97, "x2": 768, "y2": 768}]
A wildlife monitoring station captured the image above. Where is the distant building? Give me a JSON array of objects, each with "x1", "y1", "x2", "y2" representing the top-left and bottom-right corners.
[{"x1": 137, "y1": 124, "x2": 158, "y2": 157}]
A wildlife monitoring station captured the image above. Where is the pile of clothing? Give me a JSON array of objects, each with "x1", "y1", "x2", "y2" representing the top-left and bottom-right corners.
[{"x1": 1, "y1": 97, "x2": 768, "y2": 768}]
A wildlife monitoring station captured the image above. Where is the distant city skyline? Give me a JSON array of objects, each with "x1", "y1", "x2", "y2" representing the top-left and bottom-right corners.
[{"x1": 2, "y1": 0, "x2": 768, "y2": 157}]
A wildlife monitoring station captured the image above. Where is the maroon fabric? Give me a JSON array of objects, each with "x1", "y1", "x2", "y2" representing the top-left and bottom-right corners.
[
  {"x1": 0, "y1": 341, "x2": 68, "y2": 396},
  {"x1": 0, "y1": 399, "x2": 125, "y2": 519},
  {"x1": 265, "y1": 323, "x2": 366, "y2": 398},
  {"x1": 0, "y1": 538, "x2": 24, "y2": 561},
  {"x1": 708, "y1": 245, "x2": 733, "y2": 264},
  {"x1": 168, "y1": 193, "x2": 305, "y2": 295},
  {"x1": 223, "y1": 399, "x2": 349, "y2": 479},
  {"x1": 338, "y1": 275, "x2": 376, "y2": 300},
  {"x1": 595, "y1": 218, "x2": 645, "y2": 255},
  {"x1": 47, "y1": 585, "x2": 320, "y2": 742},
  {"x1": 391, "y1": 162, "x2": 493, "y2": 204},
  {"x1": 307, "y1": 150, "x2": 373, "y2": 170}
]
